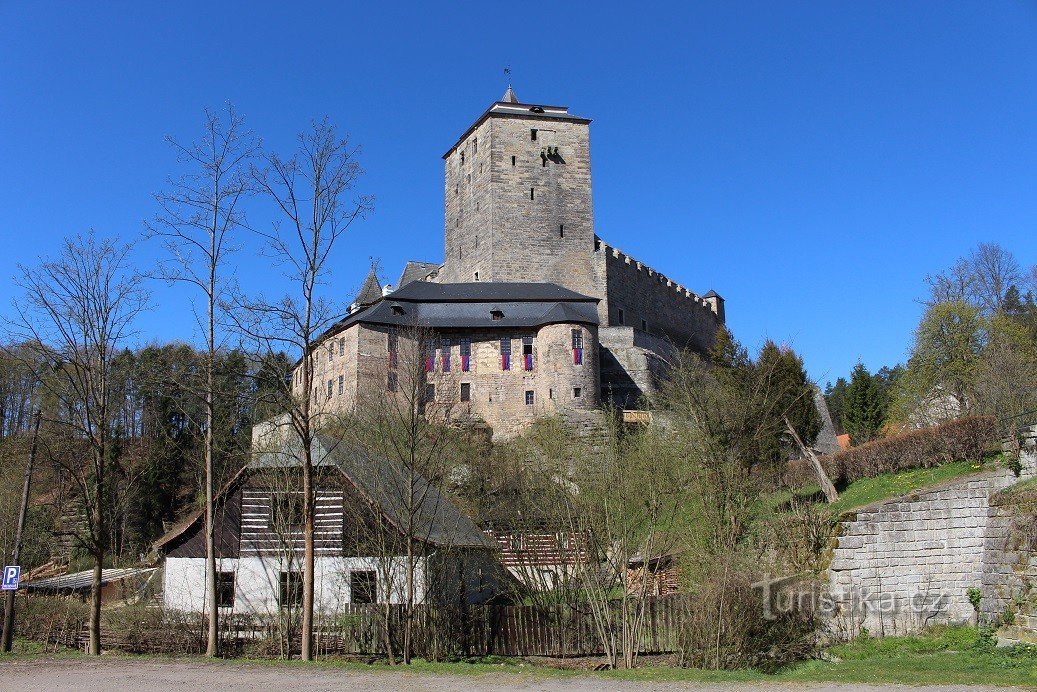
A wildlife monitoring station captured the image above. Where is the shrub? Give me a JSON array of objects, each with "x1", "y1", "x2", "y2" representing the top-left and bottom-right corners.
[{"x1": 821, "y1": 416, "x2": 998, "y2": 486}]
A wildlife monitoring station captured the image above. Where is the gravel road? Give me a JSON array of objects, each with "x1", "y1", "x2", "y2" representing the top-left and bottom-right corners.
[{"x1": 0, "y1": 658, "x2": 1019, "y2": 691}]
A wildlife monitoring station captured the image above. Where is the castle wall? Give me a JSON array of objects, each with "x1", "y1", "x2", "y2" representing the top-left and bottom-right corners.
[
  {"x1": 440, "y1": 112, "x2": 599, "y2": 300},
  {"x1": 595, "y1": 239, "x2": 722, "y2": 353}
]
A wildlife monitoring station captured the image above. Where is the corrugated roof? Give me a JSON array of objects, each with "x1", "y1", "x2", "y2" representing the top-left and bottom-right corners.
[
  {"x1": 25, "y1": 567, "x2": 155, "y2": 592},
  {"x1": 250, "y1": 434, "x2": 494, "y2": 550}
]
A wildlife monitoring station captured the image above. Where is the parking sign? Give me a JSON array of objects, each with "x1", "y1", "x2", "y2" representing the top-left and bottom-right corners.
[{"x1": 2, "y1": 566, "x2": 20, "y2": 591}]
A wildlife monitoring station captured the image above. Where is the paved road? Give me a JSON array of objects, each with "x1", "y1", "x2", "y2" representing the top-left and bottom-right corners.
[{"x1": 0, "y1": 658, "x2": 1019, "y2": 691}]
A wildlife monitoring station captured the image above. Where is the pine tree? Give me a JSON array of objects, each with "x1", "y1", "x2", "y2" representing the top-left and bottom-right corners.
[{"x1": 843, "y1": 362, "x2": 885, "y2": 445}]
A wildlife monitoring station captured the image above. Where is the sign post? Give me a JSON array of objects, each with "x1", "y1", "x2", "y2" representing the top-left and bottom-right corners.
[{"x1": 1, "y1": 411, "x2": 40, "y2": 652}]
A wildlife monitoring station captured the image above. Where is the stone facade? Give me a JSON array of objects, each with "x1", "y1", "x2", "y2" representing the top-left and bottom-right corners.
[
  {"x1": 288, "y1": 90, "x2": 727, "y2": 438},
  {"x1": 827, "y1": 430, "x2": 1037, "y2": 637}
]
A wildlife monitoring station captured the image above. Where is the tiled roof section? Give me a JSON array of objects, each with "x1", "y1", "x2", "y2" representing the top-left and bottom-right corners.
[
  {"x1": 250, "y1": 434, "x2": 494, "y2": 549},
  {"x1": 396, "y1": 261, "x2": 441, "y2": 289},
  {"x1": 355, "y1": 266, "x2": 383, "y2": 306}
]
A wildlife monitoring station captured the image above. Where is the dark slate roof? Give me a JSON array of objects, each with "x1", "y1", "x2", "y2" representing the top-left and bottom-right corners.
[
  {"x1": 251, "y1": 433, "x2": 493, "y2": 549},
  {"x1": 502, "y1": 85, "x2": 518, "y2": 103},
  {"x1": 389, "y1": 281, "x2": 596, "y2": 303},
  {"x1": 355, "y1": 267, "x2": 383, "y2": 306},
  {"x1": 444, "y1": 101, "x2": 591, "y2": 158},
  {"x1": 330, "y1": 282, "x2": 599, "y2": 332},
  {"x1": 396, "y1": 261, "x2": 441, "y2": 289},
  {"x1": 703, "y1": 290, "x2": 722, "y2": 300}
]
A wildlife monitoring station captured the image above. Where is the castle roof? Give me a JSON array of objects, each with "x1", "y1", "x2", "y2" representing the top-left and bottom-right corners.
[
  {"x1": 355, "y1": 266, "x2": 382, "y2": 306},
  {"x1": 443, "y1": 99, "x2": 591, "y2": 159},
  {"x1": 396, "y1": 260, "x2": 441, "y2": 289},
  {"x1": 329, "y1": 281, "x2": 599, "y2": 334},
  {"x1": 502, "y1": 85, "x2": 518, "y2": 103}
]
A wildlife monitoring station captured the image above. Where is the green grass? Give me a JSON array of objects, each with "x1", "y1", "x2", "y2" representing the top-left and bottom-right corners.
[
  {"x1": 5, "y1": 627, "x2": 1037, "y2": 687},
  {"x1": 827, "y1": 460, "x2": 986, "y2": 516}
]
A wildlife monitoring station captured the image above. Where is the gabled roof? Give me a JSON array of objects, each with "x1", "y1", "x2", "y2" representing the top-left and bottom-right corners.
[
  {"x1": 250, "y1": 433, "x2": 494, "y2": 549},
  {"x1": 389, "y1": 281, "x2": 597, "y2": 303},
  {"x1": 396, "y1": 261, "x2": 441, "y2": 289}
]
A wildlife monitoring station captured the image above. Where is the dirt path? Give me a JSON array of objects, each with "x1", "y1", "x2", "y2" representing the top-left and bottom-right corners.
[{"x1": 0, "y1": 658, "x2": 1020, "y2": 691}]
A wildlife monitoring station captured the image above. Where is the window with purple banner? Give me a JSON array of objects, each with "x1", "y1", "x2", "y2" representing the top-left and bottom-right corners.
[
  {"x1": 522, "y1": 336, "x2": 534, "y2": 371},
  {"x1": 500, "y1": 337, "x2": 511, "y2": 370},
  {"x1": 460, "y1": 337, "x2": 471, "y2": 372},
  {"x1": 571, "y1": 329, "x2": 584, "y2": 365}
]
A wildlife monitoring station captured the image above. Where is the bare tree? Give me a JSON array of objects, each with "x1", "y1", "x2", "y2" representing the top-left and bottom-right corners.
[
  {"x1": 147, "y1": 104, "x2": 257, "y2": 656},
  {"x1": 346, "y1": 324, "x2": 460, "y2": 664},
  {"x1": 234, "y1": 120, "x2": 371, "y2": 660},
  {"x1": 925, "y1": 243, "x2": 1022, "y2": 314},
  {"x1": 9, "y1": 232, "x2": 148, "y2": 655}
]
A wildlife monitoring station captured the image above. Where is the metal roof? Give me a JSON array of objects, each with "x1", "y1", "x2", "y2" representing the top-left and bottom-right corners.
[{"x1": 25, "y1": 567, "x2": 156, "y2": 592}]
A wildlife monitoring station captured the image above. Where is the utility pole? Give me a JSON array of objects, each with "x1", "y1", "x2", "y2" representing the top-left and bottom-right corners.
[{"x1": 1, "y1": 410, "x2": 41, "y2": 652}]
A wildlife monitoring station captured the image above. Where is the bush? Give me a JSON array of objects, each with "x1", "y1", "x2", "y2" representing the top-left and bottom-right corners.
[{"x1": 822, "y1": 416, "x2": 998, "y2": 486}]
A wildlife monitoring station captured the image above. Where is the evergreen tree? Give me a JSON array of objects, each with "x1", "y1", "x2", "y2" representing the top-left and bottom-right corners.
[
  {"x1": 824, "y1": 377, "x2": 849, "y2": 435},
  {"x1": 755, "y1": 341, "x2": 821, "y2": 462},
  {"x1": 843, "y1": 362, "x2": 885, "y2": 445}
]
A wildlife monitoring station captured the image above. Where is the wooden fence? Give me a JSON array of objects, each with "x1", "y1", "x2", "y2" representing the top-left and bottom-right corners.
[{"x1": 30, "y1": 597, "x2": 691, "y2": 658}]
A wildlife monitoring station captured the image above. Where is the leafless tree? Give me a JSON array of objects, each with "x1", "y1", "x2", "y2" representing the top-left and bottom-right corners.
[
  {"x1": 147, "y1": 104, "x2": 257, "y2": 656},
  {"x1": 925, "y1": 243, "x2": 1022, "y2": 314},
  {"x1": 346, "y1": 324, "x2": 460, "y2": 664},
  {"x1": 233, "y1": 119, "x2": 371, "y2": 660},
  {"x1": 9, "y1": 232, "x2": 148, "y2": 655}
]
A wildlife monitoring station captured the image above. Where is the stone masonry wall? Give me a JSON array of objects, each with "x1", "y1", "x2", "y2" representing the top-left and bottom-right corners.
[{"x1": 828, "y1": 437, "x2": 1037, "y2": 637}]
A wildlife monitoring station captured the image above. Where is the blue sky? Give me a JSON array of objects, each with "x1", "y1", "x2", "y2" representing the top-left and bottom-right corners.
[{"x1": 1, "y1": 1, "x2": 1035, "y2": 385}]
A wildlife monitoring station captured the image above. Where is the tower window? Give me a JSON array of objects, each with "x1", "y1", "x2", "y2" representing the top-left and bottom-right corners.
[
  {"x1": 559, "y1": 225, "x2": 564, "y2": 238},
  {"x1": 530, "y1": 188, "x2": 535, "y2": 200},
  {"x1": 460, "y1": 383, "x2": 471, "y2": 402},
  {"x1": 339, "y1": 337, "x2": 345, "y2": 356},
  {"x1": 511, "y1": 155, "x2": 516, "y2": 166},
  {"x1": 573, "y1": 387, "x2": 582, "y2": 398},
  {"x1": 617, "y1": 308, "x2": 625, "y2": 325},
  {"x1": 525, "y1": 390, "x2": 535, "y2": 406},
  {"x1": 641, "y1": 318, "x2": 648, "y2": 332},
  {"x1": 490, "y1": 309, "x2": 503, "y2": 320},
  {"x1": 472, "y1": 137, "x2": 478, "y2": 154},
  {"x1": 530, "y1": 129, "x2": 537, "y2": 141},
  {"x1": 460, "y1": 151, "x2": 465, "y2": 164}
]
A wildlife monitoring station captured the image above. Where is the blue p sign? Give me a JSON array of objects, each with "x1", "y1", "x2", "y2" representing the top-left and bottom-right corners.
[{"x1": 2, "y1": 566, "x2": 20, "y2": 591}]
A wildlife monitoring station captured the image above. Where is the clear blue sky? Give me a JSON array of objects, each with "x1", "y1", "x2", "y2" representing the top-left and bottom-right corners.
[{"x1": 2, "y1": 1, "x2": 1036, "y2": 385}]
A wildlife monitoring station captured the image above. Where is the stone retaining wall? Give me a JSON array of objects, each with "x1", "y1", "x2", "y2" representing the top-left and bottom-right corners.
[{"x1": 827, "y1": 428, "x2": 1037, "y2": 637}]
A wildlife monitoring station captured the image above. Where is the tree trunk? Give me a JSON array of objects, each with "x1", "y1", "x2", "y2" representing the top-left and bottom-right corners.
[
  {"x1": 204, "y1": 416, "x2": 218, "y2": 656},
  {"x1": 301, "y1": 445, "x2": 314, "y2": 660},
  {"x1": 784, "y1": 415, "x2": 838, "y2": 503},
  {"x1": 88, "y1": 446, "x2": 104, "y2": 656}
]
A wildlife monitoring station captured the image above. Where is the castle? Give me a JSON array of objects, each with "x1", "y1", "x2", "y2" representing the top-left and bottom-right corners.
[{"x1": 292, "y1": 88, "x2": 725, "y2": 438}]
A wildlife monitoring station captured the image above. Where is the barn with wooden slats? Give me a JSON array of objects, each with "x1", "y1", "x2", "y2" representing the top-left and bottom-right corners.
[{"x1": 156, "y1": 433, "x2": 508, "y2": 615}]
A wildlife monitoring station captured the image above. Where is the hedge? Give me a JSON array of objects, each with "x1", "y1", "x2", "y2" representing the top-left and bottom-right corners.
[{"x1": 822, "y1": 415, "x2": 999, "y2": 486}]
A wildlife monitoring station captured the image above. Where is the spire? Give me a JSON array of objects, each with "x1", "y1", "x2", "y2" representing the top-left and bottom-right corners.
[
  {"x1": 502, "y1": 85, "x2": 518, "y2": 103},
  {"x1": 355, "y1": 264, "x2": 382, "y2": 306}
]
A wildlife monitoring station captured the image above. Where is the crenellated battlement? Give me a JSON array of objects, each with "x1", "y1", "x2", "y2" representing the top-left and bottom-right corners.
[{"x1": 594, "y1": 236, "x2": 719, "y2": 315}]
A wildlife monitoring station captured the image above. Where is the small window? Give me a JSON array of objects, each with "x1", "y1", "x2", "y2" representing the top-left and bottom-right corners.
[
  {"x1": 425, "y1": 383, "x2": 436, "y2": 402},
  {"x1": 351, "y1": 570, "x2": 377, "y2": 604},
  {"x1": 327, "y1": 379, "x2": 333, "y2": 399},
  {"x1": 511, "y1": 155, "x2": 516, "y2": 166},
  {"x1": 491, "y1": 309, "x2": 504, "y2": 320},
  {"x1": 472, "y1": 137, "x2": 478, "y2": 154},
  {"x1": 549, "y1": 388, "x2": 554, "y2": 399},
  {"x1": 339, "y1": 337, "x2": 345, "y2": 356},
  {"x1": 525, "y1": 390, "x2": 534, "y2": 406},
  {"x1": 460, "y1": 151, "x2": 465, "y2": 164},
  {"x1": 216, "y1": 571, "x2": 235, "y2": 608},
  {"x1": 559, "y1": 225, "x2": 564, "y2": 238},
  {"x1": 530, "y1": 129, "x2": 537, "y2": 141},
  {"x1": 522, "y1": 337, "x2": 533, "y2": 356},
  {"x1": 641, "y1": 318, "x2": 648, "y2": 332},
  {"x1": 279, "y1": 571, "x2": 303, "y2": 609},
  {"x1": 328, "y1": 344, "x2": 334, "y2": 361},
  {"x1": 530, "y1": 187, "x2": 535, "y2": 200},
  {"x1": 391, "y1": 304, "x2": 405, "y2": 316},
  {"x1": 460, "y1": 383, "x2": 471, "y2": 402},
  {"x1": 573, "y1": 387, "x2": 582, "y2": 398},
  {"x1": 338, "y1": 374, "x2": 344, "y2": 395},
  {"x1": 474, "y1": 271, "x2": 480, "y2": 281},
  {"x1": 617, "y1": 308, "x2": 625, "y2": 325}
]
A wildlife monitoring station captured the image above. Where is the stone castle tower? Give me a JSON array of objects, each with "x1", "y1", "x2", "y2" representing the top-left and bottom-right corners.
[{"x1": 438, "y1": 87, "x2": 599, "y2": 298}]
